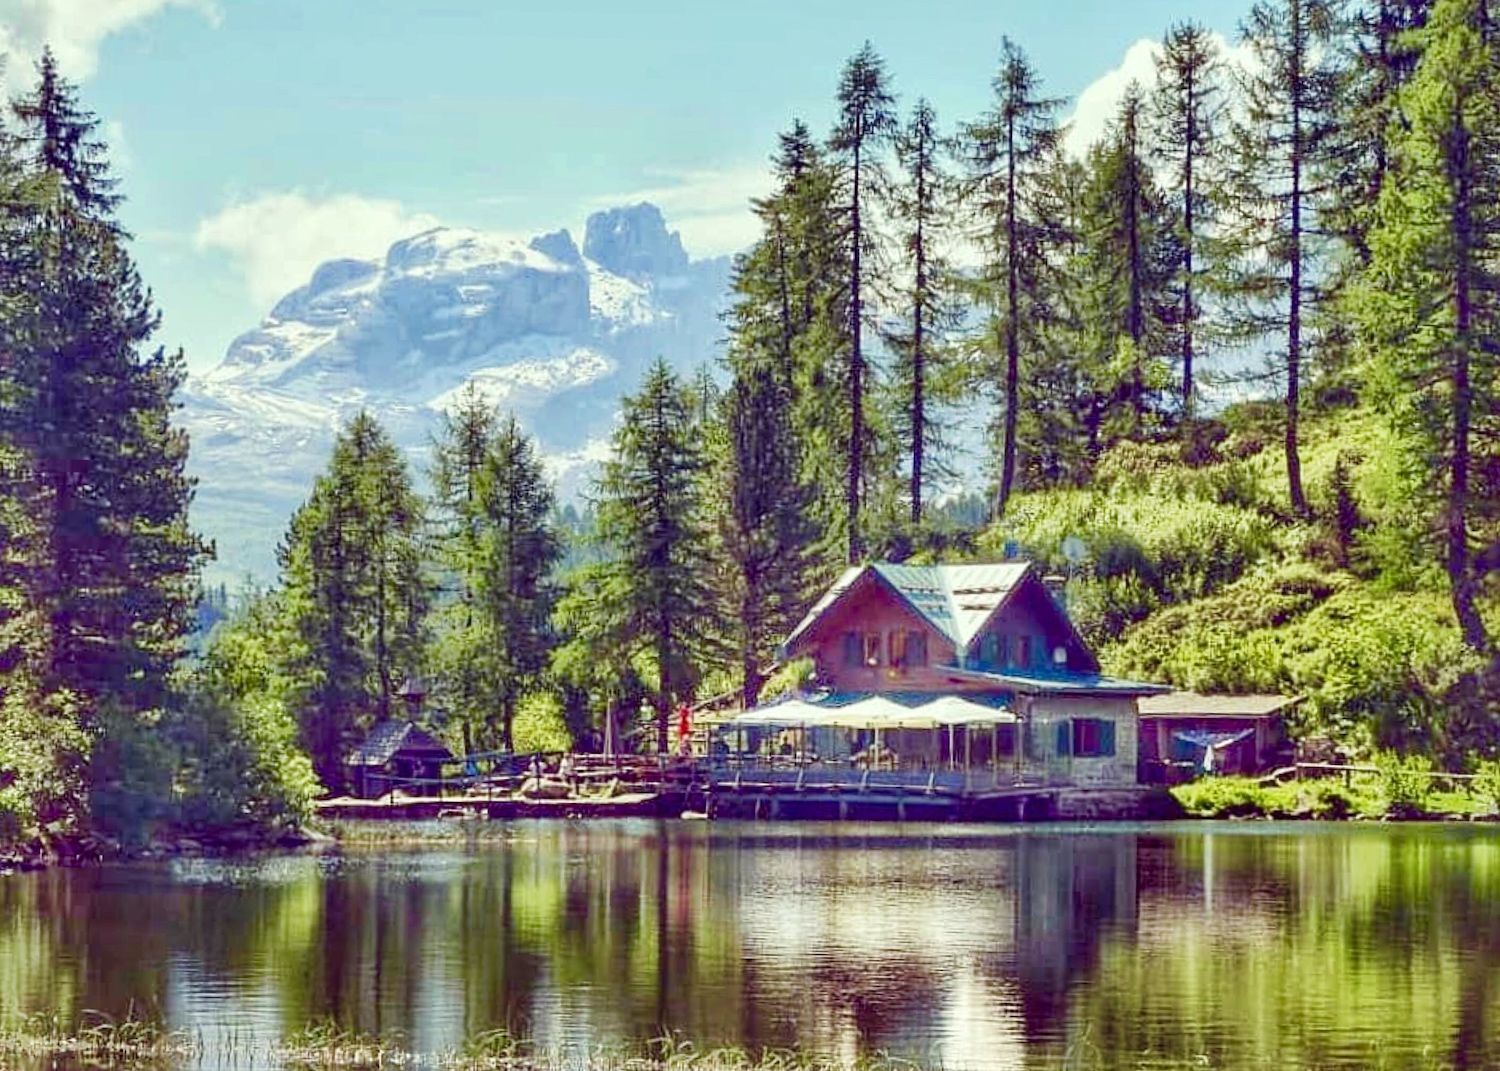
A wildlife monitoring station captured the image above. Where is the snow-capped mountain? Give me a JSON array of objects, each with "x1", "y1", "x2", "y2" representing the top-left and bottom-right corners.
[{"x1": 182, "y1": 203, "x2": 732, "y2": 584}]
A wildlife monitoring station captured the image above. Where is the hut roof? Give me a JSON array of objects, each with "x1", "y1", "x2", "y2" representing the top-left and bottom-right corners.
[
  {"x1": 346, "y1": 720, "x2": 457, "y2": 767},
  {"x1": 1137, "y1": 692, "x2": 1301, "y2": 718}
]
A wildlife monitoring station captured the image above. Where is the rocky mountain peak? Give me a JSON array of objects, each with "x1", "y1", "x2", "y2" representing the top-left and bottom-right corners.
[{"x1": 582, "y1": 203, "x2": 689, "y2": 281}]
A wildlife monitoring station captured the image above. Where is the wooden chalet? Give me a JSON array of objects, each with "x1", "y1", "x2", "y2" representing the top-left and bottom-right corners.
[
  {"x1": 346, "y1": 720, "x2": 456, "y2": 798},
  {"x1": 712, "y1": 561, "x2": 1170, "y2": 818}
]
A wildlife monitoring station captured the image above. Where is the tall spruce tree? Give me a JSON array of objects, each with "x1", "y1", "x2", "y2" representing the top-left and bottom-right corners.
[
  {"x1": 715, "y1": 360, "x2": 818, "y2": 707},
  {"x1": 280, "y1": 412, "x2": 427, "y2": 787},
  {"x1": 1330, "y1": 0, "x2": 1435, "y2": 264},
  {"x1": 961, "y1": 38, "x2": 1065, "y2": 517},
  {"x1": 1152, "y1": 21, "x2": 1228, "y2": 417},
  {"x1": 1226, "y1": 0, "x2": 1344, "y2": 515},
  {"x1": 474, "y1": 415, "x2": 561, "y2": 751},
  {"x1": 828, "y1": 42, "x2": 897, "y2": 562},
  {"x1": 1085, "y1": 85, "x2": 1177, "y2": 436},
  {"x1": 430, "y1": 386, "x2": 498, "y2": 754},
  {"x1": 887, "y1": 98, "x2": 959, "y2": 523},
  {"x1": 3, "y1": 52, "x2": 205, "y2": 774},
  {"x1": 596, "y1": 360, "x2": 716, "y2": 751},
  {"x1": 1352, "y1": 0, "x2": 1500, "y2": 659}
]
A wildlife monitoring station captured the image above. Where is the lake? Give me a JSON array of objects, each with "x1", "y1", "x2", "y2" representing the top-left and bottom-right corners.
[{"x1": 2, "y1": 820, "x2": 1499, "y2": 1070}]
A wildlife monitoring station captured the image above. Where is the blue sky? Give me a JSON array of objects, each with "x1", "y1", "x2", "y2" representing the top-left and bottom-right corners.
[{"x1": 11, "y1": 0, "x2": 1244, "y2": 371}]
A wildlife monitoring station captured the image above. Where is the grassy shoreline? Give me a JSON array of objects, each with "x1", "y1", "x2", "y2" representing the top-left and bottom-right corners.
[{"x1": 1169, "y1": 773, "x2": 1500, "y2": 822}]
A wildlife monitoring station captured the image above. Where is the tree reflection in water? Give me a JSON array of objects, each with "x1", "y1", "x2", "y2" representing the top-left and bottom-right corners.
[{"x1": 0, "y1": 822, "x2": 1498, "y2": 1069}]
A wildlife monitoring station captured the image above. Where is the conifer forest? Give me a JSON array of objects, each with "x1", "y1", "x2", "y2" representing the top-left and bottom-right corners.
[{"x1": 1, "y1": 0, "x2": 1499, "y2": 853}]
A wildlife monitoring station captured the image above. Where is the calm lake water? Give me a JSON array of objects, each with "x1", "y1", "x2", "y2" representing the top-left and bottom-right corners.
[{"x1": 3, "y1": 820, "x2": 1500, "y2": 1070}]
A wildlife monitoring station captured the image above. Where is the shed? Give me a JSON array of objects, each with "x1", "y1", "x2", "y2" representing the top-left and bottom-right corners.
[
  {"x1": 1136, "y1": 692, "x2": 1300, "y2": 783},
  {"x1": 346, "y1": 720, "x2": 456, "y2": 798}
]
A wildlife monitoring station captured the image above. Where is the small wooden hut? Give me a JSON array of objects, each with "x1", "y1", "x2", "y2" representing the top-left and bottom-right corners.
[
  {"x1": 346, "y1": 720, "x2": 456, "y2": 798},
  {"x1": 1136, "y1": 692, "x2": 1300, "y2": 783}
]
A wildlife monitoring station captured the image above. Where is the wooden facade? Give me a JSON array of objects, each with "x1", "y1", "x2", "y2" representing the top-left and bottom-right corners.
[{"x1": 739, "y1": 561, "x2": 1168, "y2": 794}]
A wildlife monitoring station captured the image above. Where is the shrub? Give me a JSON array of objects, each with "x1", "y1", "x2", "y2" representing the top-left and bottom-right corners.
[
  {"x1": 1376, "y1": 752, "x2": 1433, "y2": 818},
  {"x1": 513, "y1": 693, "x2": 573, "y2": 754},
  {"x1": 1473, "y1": 760, "x2": 1500, "y2": 814}
]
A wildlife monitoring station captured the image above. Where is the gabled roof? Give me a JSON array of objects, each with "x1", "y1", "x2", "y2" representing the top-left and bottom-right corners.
[
  {"x1": 785, "y1": 561, "x2": 1033, "y2": 653},
  {"x1": 347, "y1": 720, "x2": 457, "y2": 767},
  {"x1": 782, "y1": 560, "x2": 1095, "y2": 667},
  {"x1": 1138, "y1": 692, "x2": 1301, "y2": 718}
]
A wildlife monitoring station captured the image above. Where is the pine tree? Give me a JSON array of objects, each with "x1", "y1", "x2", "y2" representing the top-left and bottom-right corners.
[
  {"x1": 596, "y1": 360, "x2": 717, "y2": 750},
  {"x1": 1, "y1": 51, "x2": 205, "y2": 805},
  {"x1": 1225, "y1": 0, "x2": 1345, "y2": 515},
  {"x1": 280, "y1": 412, "x2": 427, "y2": 787},
  {"x1": 887, "y1": 98, "x2": 959, "y2": 523},
  {"x1": 1329, "y1": 0, "x2": 1435, "y2": 264},
  {"x1": 960, "y1": 38, "x2": 1066, "y2": 517},
  {"x1": 474, "y1": 415, "x2": 561, "y2": 751},
  {"x1": 430, "y1": 385, "x2": 498, "y2": 754},
  {"x1": 829, "y1": 42, "x2": 897, "y2": 562},
  {"x1": 1084, "y1": 85, "x2": 1178, "y2": 437},
  {"x1": 715, "y1": 361, "x2": 818, "y2": 707},
  {"x1": 1351, "y1": 0, "x2": 1500, "y2": 658},
  {"x1": 733, "y1": 120, "x2": 847, "y2": 567},
  {"x1": 1152, "y1": 21, "x2": 1229, "y2": 417}
]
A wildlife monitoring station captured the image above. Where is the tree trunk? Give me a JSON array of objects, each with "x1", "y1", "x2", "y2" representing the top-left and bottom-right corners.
[
  {"x1": 848, "y1": 140, "x2": 865, "y2": 563},
  {"x1": 996, "y1": 111, "x2": 1021, "y2": 521},
  {"x1": 911, "y1": 170, "x2": 926, "y2": 526},
  {"x1": 1183, "y1": 61, "x2": 1196, "y2": 419},
  {"x1": 1286, "y1": 0, "x2": 1309, "y2": 517}
]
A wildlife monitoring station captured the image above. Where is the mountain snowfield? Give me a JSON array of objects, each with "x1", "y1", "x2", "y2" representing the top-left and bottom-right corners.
[{"x1": 181, "y1": 203, "x2": 732, "y2": 584}]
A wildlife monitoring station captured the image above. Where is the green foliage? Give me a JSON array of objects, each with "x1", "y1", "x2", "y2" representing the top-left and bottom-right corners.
[
  {"x1": 1376, "y1": 751, "x2": 1434, "y2": 817},
  {"x1": 430, "y1": 392, "x2": 562, "y2": 753},
  {"x1": 982, "y1": 468, "x2": 1281, "y2": 644},
  {"x1": 1172, "y1": 774, "x2": 1382, "y2": 820},
  {"x1": 756, "y1": 657, "x2": 817, "y2": 704},
  {"x1": 178, "y1": 596, "x2": 320, "y2": 829},
  {"x1": 1472, "y1": 759, "x2": 1500, "y2": 811},
  {"x1": 278, "y1": 412, "x2": 429, "y2": 789},
  {"x1": 512, "y1": 693, "x2": 572, "y2": 755},
  {"x1": 596, "y1": 361, "x2": 720, "y2": 751}
]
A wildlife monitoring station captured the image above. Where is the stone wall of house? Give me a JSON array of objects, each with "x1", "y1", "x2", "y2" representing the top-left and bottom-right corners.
[{"x1": 1027, "y1": 696, "x2": 1140, "y2": 787}]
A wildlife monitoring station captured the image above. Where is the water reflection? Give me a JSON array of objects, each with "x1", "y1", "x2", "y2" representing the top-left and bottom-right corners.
[{"x1": 2, "y1": 822, "x2": 1499, "y2": 1069}]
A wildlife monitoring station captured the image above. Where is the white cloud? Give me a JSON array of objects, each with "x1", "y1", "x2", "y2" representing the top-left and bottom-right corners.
[
  {"x1": 0, "y1": 0, "x2": 218, "y2": 89},
  {"x1": 1064, "y1": 38, "x2": 1163, "y2": 159},
  {"x1": 1062, "y1": 33, "x2": 1258, "y2": 159},
  {"x1": 586, "y1": 164, "x2": 772, "y2": 259},
  {"x1": 195, "y1": 191, "x2": 439, "y2": 308}
]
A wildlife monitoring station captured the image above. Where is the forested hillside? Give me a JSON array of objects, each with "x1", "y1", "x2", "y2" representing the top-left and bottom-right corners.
[{"x1": 1, "y1": 0, "x2": 1497, "y2": 855}]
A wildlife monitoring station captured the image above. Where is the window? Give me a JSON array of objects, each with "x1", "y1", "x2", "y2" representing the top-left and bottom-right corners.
[
  {"x1": 862, "y1": 632, "x2": 882, "y2": 667},
  {"x1": 891, "y1": 630, "x2": 928, "y2": 669},
  {"x1": 1017, "y1": 636, "x2": 1033, "y2": 669},
  {"x1": 997, "y1": 635, "x2": 1010, "y2": 668},
  {"x1": 1072, "y1": 718, "x2": 1117, "y2": 758},
  {"x1": 888, "y1": 630, "x2": 906, "y2": 668}
]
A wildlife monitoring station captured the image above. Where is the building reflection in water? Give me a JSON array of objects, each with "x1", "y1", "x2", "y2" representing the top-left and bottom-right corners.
[{"x1": 1, "y1": 822, "x2": 1499, "y2": 1070}]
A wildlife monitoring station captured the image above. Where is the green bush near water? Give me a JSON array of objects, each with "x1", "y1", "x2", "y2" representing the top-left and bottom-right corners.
[{"x1": 1171, "y1": 776, "x2": 1381, "y2": 820}]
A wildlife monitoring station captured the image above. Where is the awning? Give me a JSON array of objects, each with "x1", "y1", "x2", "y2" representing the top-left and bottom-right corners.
[
  {"x1": 921, "y1": 696, "x2": 1018, "y2": 726},
  {"x1": 725, "y1": 694, "x2": 1015, "y2": 731}
]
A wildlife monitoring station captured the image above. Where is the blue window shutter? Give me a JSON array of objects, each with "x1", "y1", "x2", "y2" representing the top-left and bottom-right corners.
[
  {"x1": 843, "y1": 631, "x2": 860, "y2": 667},
  {"x1": 1056, "y1": 721, "x2": 1071, "y2": 756},
  {"x1": 1100, "y1": 720, "x2": 1116, "y2": 757}
]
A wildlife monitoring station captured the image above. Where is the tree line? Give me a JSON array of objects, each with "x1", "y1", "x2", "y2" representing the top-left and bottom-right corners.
[{"x1": 2, "y1": 0, "x2": 1498, "y2": 847}]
